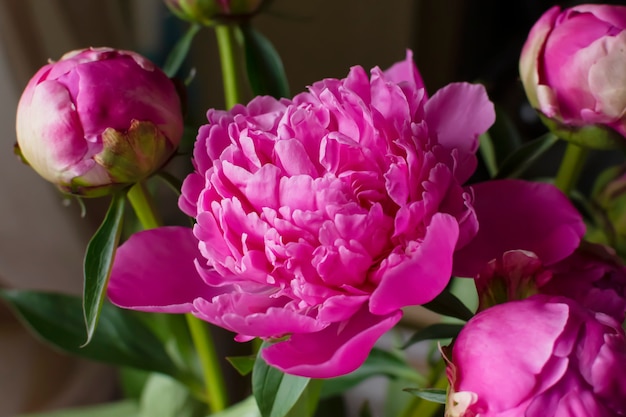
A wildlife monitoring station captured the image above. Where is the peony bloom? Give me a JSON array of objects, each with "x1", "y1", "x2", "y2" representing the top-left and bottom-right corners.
[
  {"x1": 15, "y1": 47, "x2": 183, "y2": 197},
  {"x1": 164, "y1": 0, "x2": 264, "y2": 24},
  {"x1": 475, "y1": 243, "x2": 626, "y2": 323},
  {"x1": 109, "y1": 51, "x2": 496, "y2": 378},
  {"x1": 445, "y1": 295, "x2": 626, "y2": 417},
  {"x1": 519, "y1": 4, "x2": 626, "y2": 148}
]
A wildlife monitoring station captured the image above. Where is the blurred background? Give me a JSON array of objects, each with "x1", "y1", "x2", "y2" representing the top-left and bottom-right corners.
[{"x1": 0, "y1": 0, "x2": 622, "y2": 415}]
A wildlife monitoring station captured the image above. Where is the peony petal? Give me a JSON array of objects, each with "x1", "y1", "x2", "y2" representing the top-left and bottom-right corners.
[
  {"x1": 108, "y1": 226, "x2": 224, "y2": 313},
  {"x1": 453, "y1": 179, "x2": 585, "y2": 278},
  {"x1": 424, "y1": 82, "x2": 495, "y2": 183},
  {"x1": 453, "y1": 296, "x2": 571, "y2": 411},
  {"x1": 261, "y1": 306, "x2": 402, "y2": 378},
  {"x1": 369, "y1": 212, "x2": 458, "y2": 314}
]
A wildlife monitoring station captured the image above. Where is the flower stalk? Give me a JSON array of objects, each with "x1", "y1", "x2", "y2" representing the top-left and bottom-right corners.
[
  {"x1": 215, "y1": 23, "x2": 243, "y2": 109},
  {"x1": 554, "y1": 141, "x2": 589, "y2": 195}
]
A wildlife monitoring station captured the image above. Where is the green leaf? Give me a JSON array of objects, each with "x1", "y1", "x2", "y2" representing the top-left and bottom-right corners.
[
  {"x1": 163, "y1": 23, "x2": 202, "y2": 78},
  {"x1": 403, "y1": 388, "x2": 447, "y2": 404},
  {"x1": 226, "y1": 354, "x2": 257, "y2": 376},
  {"x1": 240, "y1": 24, "x2": 290, "y2": 99},
  {"x1": 252, "y1": 351, "x2": 311, "y2": 417},
  {"x1": 494, "y1": 132, "x2": 559, "y2": 179},
  {"x1": 83, "y1": 192, "x2": 125, "y2": 344},
  {"x1": 401, "y1": 323, "x2": 464, "y2": 349},
  {"x1": 1, "y1": 290, "x2": 177, "y2": 376},
  {"x1": 15, "y1": 400, "x2": 139, "y2": 417},
  {"x1": 139, "y1": 374, "x2": 205, "y2": 417},
  {"x1": 422, "y1": 289, "x2": 474, "y2": 322},
  {"x1": 320, "y1": 348, "x2": 423, "y2": 398},
  {"x1": 210, "y1": 396, "x2": 261, "y2": 417},
  {"x1": 479, "y1": 104, "x2": 524, "y2": 178}
]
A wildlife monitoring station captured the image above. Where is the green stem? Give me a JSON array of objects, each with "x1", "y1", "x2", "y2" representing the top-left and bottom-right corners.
[
  {"x1": 215, "y1": 24, "x2": 243, "y2": 109},
  {"x1": 126, "y1": 180, "x2": 228, "y2": 413},
  {"x1": 186, "y1": 314, "x2": 229, "y2": 413},
  {"x1": 127, "y1": 182, "x2": 162, "y2": 230},
  {"x1": 554, "y1": 142, "x2": 589, "y2": 195}
]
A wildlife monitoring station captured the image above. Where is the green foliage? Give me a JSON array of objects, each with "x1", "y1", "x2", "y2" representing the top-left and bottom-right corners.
[
  {"x1": 494, "y1": 132, "x2": 559, "y2": 179},
  {"x1": 163, "y1": 23, "x2": 203, "y2": 78},
  {"x1": 0, "y1": 290, "x2": 177, "y2": 377},
  {"x1": 403, "y1": 388, "x2": 447, "y2": 404},
  {"x1": 422, "y1": 289, "x2": 474, "y2": 322},
  {"x1": 252, "y1": 351, "x2": 314, "y2": 417},
  {"x1": 401, "y1": 324, "x2": 464, "y2": 349},
  {"x1": 240, "y1": 24, "x2": 290, "y2": 99},
  {"x1": 139, "y1": 374, "x2": 205, "y2": 417},
  {"x1": 83, "y1": 192, "x2": 125, "y2": 344}
]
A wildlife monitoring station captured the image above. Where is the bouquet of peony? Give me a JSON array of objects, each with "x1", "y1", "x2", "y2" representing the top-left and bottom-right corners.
[{"x1": 5, "y1": 2, "x2": 626, "y2": 417}]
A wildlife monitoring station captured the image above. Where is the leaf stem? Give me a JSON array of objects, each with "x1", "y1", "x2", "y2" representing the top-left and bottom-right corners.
[
  {"x1": 554, "y1": 142, "x2": 589, "y2": 195},
  {"x1": 126, "y1": 180, "x2": 228, "y2": 412},
  {"x1": 215, "y1": 23, "x2": 243, "y2": 109}
]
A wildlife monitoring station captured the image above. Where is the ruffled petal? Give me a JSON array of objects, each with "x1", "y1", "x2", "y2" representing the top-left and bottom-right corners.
[
  {"x1": 453, "y1": 179, "x2": 585, "y2": 278},
  {"x1": 370, "y1": 212, "x2": 458, "y2": 314},
  {"x1": 108, "y1": 226, "x2": 224, "y2": 313},
  {"x1": 261, "y1": 306, "x2": 402, "y2": 378}
]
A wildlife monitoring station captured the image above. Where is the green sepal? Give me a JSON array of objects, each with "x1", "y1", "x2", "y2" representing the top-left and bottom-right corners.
[
  {"x1": 539, "y1": 113, "x2": 626, "y2": 151},
  {"x1": 95, "y1": 120, "x2": 174, "y2": 183}
]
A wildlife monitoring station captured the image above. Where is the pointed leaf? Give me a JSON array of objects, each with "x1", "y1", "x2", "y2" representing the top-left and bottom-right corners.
[
  {"x1": 83, "y1": 192, "x2": 125, "y2": 344},
  {"x1": 252, "y1": 351, "x2": 311, "y2": 417},
  {"x1": 494, "y1": 132, "x2": 559, "y2": 179},
  {"x1": 163, "y1": 23, "x2": 202, "y2": 78},
  {"x1": 1, "y1": 290, "x2": 177, "y2": 376},
  {"x1": 400, "y1": 323, "x2": 464, "y2": 349},
  {"x1": 403, "y1": 388, "x2": 447, "y2": 404},
  {"x1": 226, "y1": 354, "x2": 256, "y2": 376},
  {"x1": 241, "y1": 24, "x2": 290, "y2": 99},
  {"x1": 422, "y1": 289, "x2": 474, "y2": 321},
  {"x1": 479, "y1": 104, "x2": 524, "y2": 178}
]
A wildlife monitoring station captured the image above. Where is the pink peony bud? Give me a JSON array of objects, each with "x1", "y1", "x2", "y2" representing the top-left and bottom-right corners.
[
  {"x1": 445, "y1": 295, "x2": 626, "y2": 417},
  {"x1": 164, "y1": 0, "x2": 264, "y2": 24},
  {"x1": 519, "y1": 4, "x2": 626, "y2": 149},
  {"x1": 15, "y1": 47, "x2": 184, "y2": 197}
]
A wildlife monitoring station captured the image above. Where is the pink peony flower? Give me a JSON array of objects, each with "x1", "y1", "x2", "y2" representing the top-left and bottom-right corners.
[
  {"x1": 445, "y1": 295, "x2": 626, "y2": 417},
  {"x1": 475, "y1": 244, "x2": 626, "y2": 322},
  {"x1": 519, "y1": 4, "x2": 626, "y2": 148},
  {"x1": 109, "y1": 51, "x2": 498, "y2": 377},
  {"x1": 15, "y1": 47, "x2": 183, "y2": 196}
]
